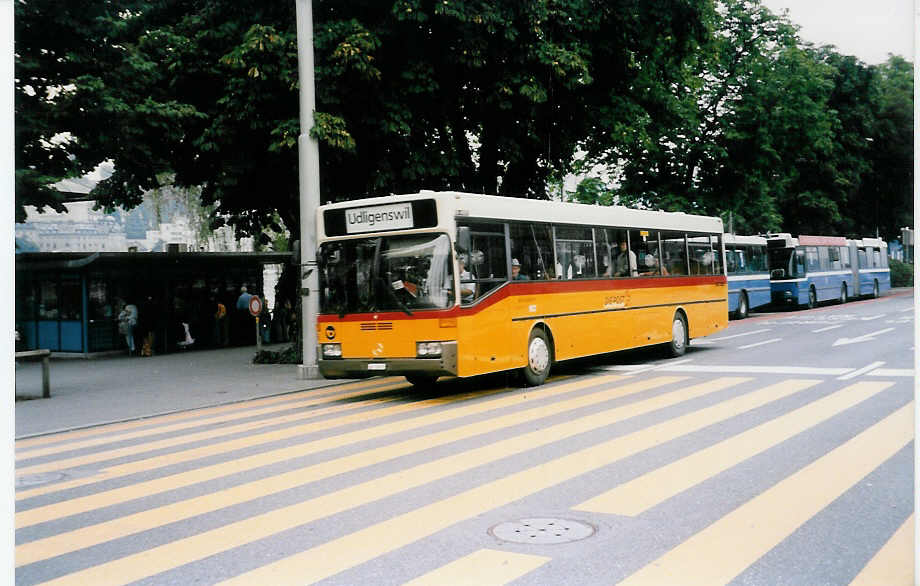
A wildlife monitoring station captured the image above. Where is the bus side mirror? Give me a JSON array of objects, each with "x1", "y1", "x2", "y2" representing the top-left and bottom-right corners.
[
  {"x1": 771, "y1": 269, "x2": 785, "y2": 279},
  {"x1": 456, "y1": 226, "x2": 471, "y2": 253}
]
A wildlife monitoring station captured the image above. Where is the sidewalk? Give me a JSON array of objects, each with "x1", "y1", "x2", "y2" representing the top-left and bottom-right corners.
[{"x1": 14, "y1": 344, "x2": 345, "y2": 438}]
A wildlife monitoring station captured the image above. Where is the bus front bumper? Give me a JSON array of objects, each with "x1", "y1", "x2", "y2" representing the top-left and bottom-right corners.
[{"x1": 319, "y1": 341, "x2": 458, "y2": 379}]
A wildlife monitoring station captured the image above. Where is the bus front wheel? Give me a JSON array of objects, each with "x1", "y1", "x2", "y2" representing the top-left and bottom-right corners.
[
  {"x1": 735, "y1": 292, "x2": 749, "y2": 319},
  {"x1": 522, "y1": 328, "x2": 552, "y2": 386},
  {"x1": 839, "y1": 284, "x2": 848, "y2": 304},
  {"x1": 872, "y1": 280, "x2": 880, "y2": 298},
  {"x1": 668, "y1": 312, "x2": 688, "y2": 357},
  {"x1": 806, "y1": 287, "x2": 817, "y2": 309}
]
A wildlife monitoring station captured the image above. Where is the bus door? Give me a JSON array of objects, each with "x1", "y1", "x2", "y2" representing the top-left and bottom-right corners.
[{"x1": 457, "y1": 221, "x2": 511, "y2": 375}]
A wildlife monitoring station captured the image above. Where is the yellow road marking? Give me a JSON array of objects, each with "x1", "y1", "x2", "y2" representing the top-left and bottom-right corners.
[
  {"x1": 619, "y1": 402, "x2": 914, "y2": 586},
  {"x1": 211, "y1": 379, "x2": 817, "y2": 586},
  {"x1": 576, "y1": 381, "x2": 894, "y2": 516},
  {"x1": 36, "y1": 377, "x2": 801, "y2": 586},
  {"x1": 849, "y1": 514, "x2": 914, "y2": 586},
  {"x1": 17, "y1": 388, "x2": 408, "y2": 476},
  {"x1": 18, "y1": 375, "x2": 685, "y2": 565},
  {"x1": 15, "y1": 377, "x2": 402, "y2": 451},
  {"x1": 403, "y1": 549, "x2": 550, "y2": 586},
  {"x1": 17, "y1": 380, "x2": 407, "y2": 460},
  {"x1": 17, "y1": 375, "x2": 611, "y2": 526},
  {"x1": 16, "y1": 382, "x2": 413, "y2": 476},
  {"x1": 16, "y1": 382, "x2": 439, "y2": 503}
]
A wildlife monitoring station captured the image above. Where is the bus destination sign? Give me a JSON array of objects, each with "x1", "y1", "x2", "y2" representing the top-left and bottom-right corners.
[
  {"x1": 345, "y1": 203, "x2": 414, "y2": 234},
  {"x1": 323, "y1": 199, "x2": 438, "y2": 237}
]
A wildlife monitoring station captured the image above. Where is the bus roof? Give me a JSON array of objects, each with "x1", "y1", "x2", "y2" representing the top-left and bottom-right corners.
[
  {"x1": 723, "y1": 234, "x2": 767, "y2": 246},
  {"x1": 797, "y1": 235, "x2": 847, "y2": 246},
  {"x1": 319, "y1": 191, "x2": 724, "y2": 234}
]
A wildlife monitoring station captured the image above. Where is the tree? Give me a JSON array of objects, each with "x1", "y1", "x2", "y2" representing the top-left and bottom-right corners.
[{"x1": 16, "y1": 0, "x2": 711, "y2": 235}]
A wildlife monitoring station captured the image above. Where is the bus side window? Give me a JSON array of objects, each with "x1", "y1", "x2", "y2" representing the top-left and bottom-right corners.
[
  {"x1": 660, "y1": 231, "x2": 687, "y2": 275},
  {"x1": 840, "y1": 246, "x2": 851, "y2": 269},
  {"x1": 818, "y1": 246, "x2": 830, "y2": 271},
  {"x1": 828, "y1": 246, "x2": 841, "y2": 270},
  {"x1": 750, "y1": 245, "x2": 766, "y2": 272},
  {"x1": 795, "y1": 249, "x2": 806, "y2": 275},
  {"x1": 710, "y1": 234, "x2": 722, "y2": 275},
  {"x1": 459, "y1": 221, "x2": 507, "y2": 300},
  {"x1": 805, "y1": 247, "x2": 820, "y2": 273},
  {"x1": 554, "y1": 226, "x2": 595, "y2": 279},
  {"x1": 631, "y1": 229, "x2": 661, "y2": 276},
  {"x1": 858, "y1": 249, "x2": 868, "y2": 268},
  {"x1": 510, "y1": 222, "x2": 553, "y2": 280}
]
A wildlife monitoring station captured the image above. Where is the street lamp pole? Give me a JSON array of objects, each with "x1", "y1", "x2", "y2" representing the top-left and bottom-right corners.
[{"x1": 295, "y1": 0, "x2": 320, "y2": 379}]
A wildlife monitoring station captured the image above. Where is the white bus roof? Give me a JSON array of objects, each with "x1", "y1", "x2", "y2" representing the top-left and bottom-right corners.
[
  {"x1": 319, "y1": 191, "x2": 724, "y2": 234},
  {"x1": 723, "y1": 234, "x2": 767, "y2": 246}
]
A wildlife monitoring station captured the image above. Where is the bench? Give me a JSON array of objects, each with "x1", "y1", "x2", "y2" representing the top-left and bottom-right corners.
[{"x1": 15, "y1": 349, "x2": 51, "y2": 398}]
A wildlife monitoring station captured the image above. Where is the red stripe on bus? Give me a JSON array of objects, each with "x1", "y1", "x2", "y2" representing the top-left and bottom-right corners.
[{"x1": 317, "y1": 275, "x2": 726, "y2": 323}]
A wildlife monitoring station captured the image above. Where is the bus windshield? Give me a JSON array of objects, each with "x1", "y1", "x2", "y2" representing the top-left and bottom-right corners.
[
  {"x1": 767, "y1": 247, "x2": 796, "y2": 278},
  {"x1": 318, "y1": 233, "x2": 455, "y2": 314}
]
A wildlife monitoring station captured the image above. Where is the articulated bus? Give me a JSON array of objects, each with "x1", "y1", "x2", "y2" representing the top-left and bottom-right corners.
[
  {"x1": 315, "y1": 191, "x2": 727, "y2": 386},
  {"x1": 767, "y1": 234, "x2": 890, "y2": 308},
  {"x1": 723, "y1": 234, "x2": 770, "y2": 318}
]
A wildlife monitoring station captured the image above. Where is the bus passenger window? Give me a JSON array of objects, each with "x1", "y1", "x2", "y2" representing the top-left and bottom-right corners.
[
  {"x1": 554, "y1": 226, "x2": 595, "y2": 279},
  {"x1": 510, "y1": 222, "x2": 553, "y2": 280},
  {"x1": 630, "y1": 230, "x2": 661, "y2": 276},
  {"x1": 805, "y1": 247, "x2": 820, "y2": 273},
  {"x1": 661, "y1": 231, "x2": 687, "y2": 276}
]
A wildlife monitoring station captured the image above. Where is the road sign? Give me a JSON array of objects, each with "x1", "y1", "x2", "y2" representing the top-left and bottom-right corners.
[{"x1": 248, "y1": 295, "x2": 263, "y2": 317}]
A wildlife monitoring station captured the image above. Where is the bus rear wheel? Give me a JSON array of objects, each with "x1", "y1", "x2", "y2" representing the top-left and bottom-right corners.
[
  {"x1": 522, "y1": 328, "x2": 552, "y2": 386},
  {"x1": 668, "y1": 312, "x2": 688, "y2": 357},
  {"x1": 839, "y1": 284, "x2": 848, "y2": 304},
  {"x1": 872, "y1": 280, "x2": 880, "y2": 298},
  {"x1": 735, "y1": 292, "x2": 749, "y2": 319}
]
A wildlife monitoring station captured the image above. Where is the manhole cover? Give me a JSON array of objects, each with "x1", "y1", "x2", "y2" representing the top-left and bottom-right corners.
[
  {"x1": 16, "y1": 471, "x2": 67, "y2": 488},
  {"x1": 490, "y1": 518, "x2": 595, "y2": 545}
]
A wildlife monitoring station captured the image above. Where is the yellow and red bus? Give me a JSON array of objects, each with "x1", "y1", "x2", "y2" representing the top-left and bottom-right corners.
[{"x1": 316, "y1": 191, "x2": 727, "y2": 386}]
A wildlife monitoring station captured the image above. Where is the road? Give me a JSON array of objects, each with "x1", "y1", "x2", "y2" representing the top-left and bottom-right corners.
[{"x1": 15, "y1": 291, "x2": 914, "y2": 585}]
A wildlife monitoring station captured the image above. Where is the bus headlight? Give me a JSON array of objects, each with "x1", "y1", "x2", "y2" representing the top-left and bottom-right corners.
[
  {"x1": 322, "y1": 343, "x2": 342, "y2": 358},
  {"x1": 416, "y1": 341, "x2": 443, "y2": 358}
]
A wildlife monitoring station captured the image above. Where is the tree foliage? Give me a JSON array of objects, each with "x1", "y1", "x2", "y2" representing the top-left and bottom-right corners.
[{"x1": 15, "y1": 0, "x2": 913, "y2": 243}]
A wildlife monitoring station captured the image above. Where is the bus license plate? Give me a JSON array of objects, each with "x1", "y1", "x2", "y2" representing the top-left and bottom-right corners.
[{"x1": 367, "y1": 363, "x2": 386, "y2": 371}]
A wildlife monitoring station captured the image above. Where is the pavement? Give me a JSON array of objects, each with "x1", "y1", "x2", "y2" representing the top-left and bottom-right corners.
[{"x1": 14, "y1": 344, "x2": 345, "y2": 439}]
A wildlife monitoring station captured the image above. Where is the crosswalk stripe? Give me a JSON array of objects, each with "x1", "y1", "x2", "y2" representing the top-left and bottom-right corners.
[
  {"x1": 849, "y1": 514, "x2": 914, "y2": 586},
  {"x1": 575, "y1": 380, "x2": 894, "y2": 516},
  {"x1": 16, "y1": 384, "x2": 504, "y2": 522},
  {"x1": 618, "y1": 402, "x2": 914, "y2": 586},
  {"x1": 17, "y1": 375, "x2": 690, "y2": 566},
  {"x1": 16, "y1": 383, "x2": 450, "y2": 504},
  {"x1": 32, "y1": 376, "x2": 756, "y2": 584},
  {"x1": 403, "y1": 549, "x2": 550, "y2": 586},
  {"x1": 16, "y1": 380, "x2": 409, "y2": 460},
  {"x1": 16, "y1": 382, "x2": 414, "y2": 476},
  {"x1": 16, "y1": 375, "x2": 618, "y2": 526},
  {"x1": 209, "y1": 379, "x2": 818, "y2": 586},
  {"x1": 15, "y1": 377, "x2": 402, "y2": 450}
]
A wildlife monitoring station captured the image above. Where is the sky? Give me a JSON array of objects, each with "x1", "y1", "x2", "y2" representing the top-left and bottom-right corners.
[{"x1": 760, "y1": 0, "x2": 915, "y2": 64}]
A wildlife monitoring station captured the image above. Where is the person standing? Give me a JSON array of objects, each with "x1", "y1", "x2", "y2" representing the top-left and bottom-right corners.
[
  {"x1": 212, "y1": 295, "x2": 227, "y2": 346},
  {"x1": 118, "y1": 300, "x2": 139, "y2": 356}
]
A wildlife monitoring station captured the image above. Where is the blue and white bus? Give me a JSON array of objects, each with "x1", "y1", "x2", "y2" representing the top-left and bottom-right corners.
[
  {"x1": 851, "y1": 237, "x2": 891, "y2": 298},
  {"x1": 767, "y1": 234, "x2": 855, "y2": 309},
  {"x1": 724, "y1": 234, "x2": 771, "y2": 318}
]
